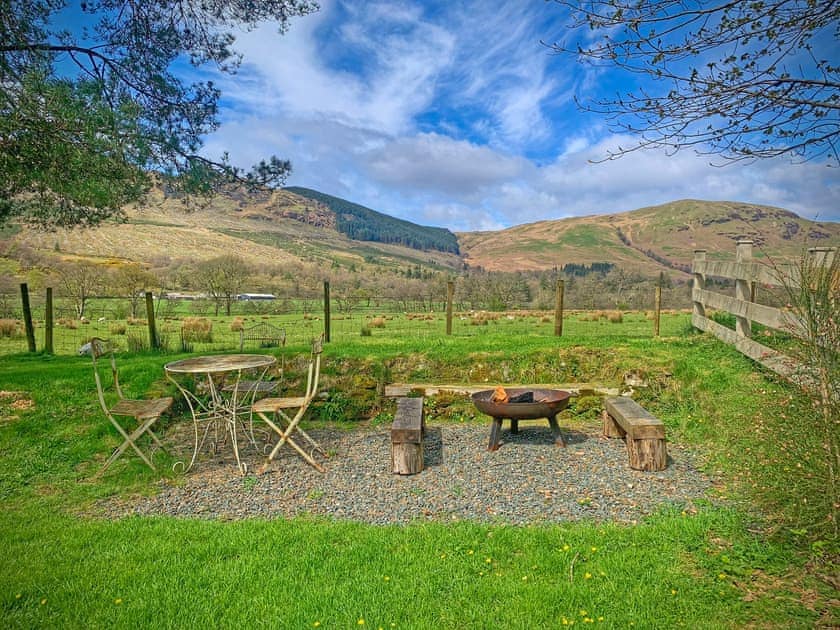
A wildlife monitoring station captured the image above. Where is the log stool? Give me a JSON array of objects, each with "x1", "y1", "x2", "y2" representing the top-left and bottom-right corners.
[
  {"x1": 602, "y1": 396, "x2": 667, "y2": 471},
  {"x1": 391, "y1": 397, "x2": 425, "y2": 475}
]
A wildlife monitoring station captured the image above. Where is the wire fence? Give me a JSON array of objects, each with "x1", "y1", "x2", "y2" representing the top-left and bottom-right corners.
[{"x1": 0, "y1": 287, "x2": 690, "y2": 357}]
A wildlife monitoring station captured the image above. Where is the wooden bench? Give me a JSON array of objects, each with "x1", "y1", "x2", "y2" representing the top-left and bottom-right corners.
[
  {"x1": 602, "y1": 396, "x2": 667, "y2": 471},
  {"x1": 391, "y1": 397, "x2": 425, "y2": 475}
]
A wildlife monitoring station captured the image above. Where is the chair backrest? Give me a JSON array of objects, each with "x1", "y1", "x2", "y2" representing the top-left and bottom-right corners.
[
  {"x1": 304, "y1": 334, "x2": 324, "y2": 400},
  {"x1": 86, "y1": 337, "x2": 124, "y2": 413}
]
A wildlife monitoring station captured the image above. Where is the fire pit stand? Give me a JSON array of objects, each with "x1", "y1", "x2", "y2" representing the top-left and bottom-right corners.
[{"x1": 471, "y1": 388, "x2": 572, "y2": 451}]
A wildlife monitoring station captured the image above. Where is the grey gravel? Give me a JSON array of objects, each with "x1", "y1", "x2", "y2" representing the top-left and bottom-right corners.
[{"x1": 93, "y1": 420, "x2": 714, "y2": 525}]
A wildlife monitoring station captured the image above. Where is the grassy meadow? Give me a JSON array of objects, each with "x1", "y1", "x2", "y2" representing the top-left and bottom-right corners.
[{"x1": 0, "y1": 311, "x2": 837, "y2": 628}]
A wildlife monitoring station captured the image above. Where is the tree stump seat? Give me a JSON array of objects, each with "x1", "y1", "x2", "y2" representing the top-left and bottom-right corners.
[
  {"x1": 391, "y1": 397, "x2": 425, "y2": 475},
  {"x1": 602, "y1": 396, "x2": 667, "y2": 471}
]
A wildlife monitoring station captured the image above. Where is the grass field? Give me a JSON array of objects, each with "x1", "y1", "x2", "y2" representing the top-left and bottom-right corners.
[{"x1": 0, "y1": 313, "x2": 837, "y2": 628}]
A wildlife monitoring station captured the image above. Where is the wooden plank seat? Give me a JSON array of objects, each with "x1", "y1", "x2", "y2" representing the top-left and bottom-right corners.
[
  {"x1": 391, "y1": 397, "x2": 425, "y2": 475},
  {"x1": 602, "y1": 396, "x2": 667, "y2": 471}
]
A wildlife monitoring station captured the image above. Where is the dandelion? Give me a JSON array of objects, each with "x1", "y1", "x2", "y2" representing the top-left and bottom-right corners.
[
  {"x1": 718, "y1": 573, "x2": 727, "y2": 580},
  {"x1": 383, "y1": 576, "x2": 390, "y2": 582},
  {"x1": 598, "y1": 617, "x2": 604, "y2": 622},
  {"x1": 485, "y1": 557, "x2": 492, "y2": 563},
  {"x1": 521, "y1": 576, "x2": 528, "y2": 581},
  {"x1": 671, "y1": 589, "x2": 677, "y2": 595},
  {"x1": 313, "y1": 623, "x2": 321, "y2": 628},
  {"x1": 590, "y1": 546, "x2": 598, "y2": 552},
  {"x1": 562, "y1": 544, "x2": 571, "y2": 551},
  {"x1": 40, "y1": 598, "x2": 47, "y2": 605},
  {"x1": 440, "y1": 553, "x2": 446, "y2": 559},
  {"x1": 358, "y1": 619, "x2": 365, "y2": 625},
  {"x1": 114, "y1": 598, "x2": 123, "y2": 605},
  {"x1": 579, "y1": 610, "x2": 588, "y2": 616},
  {"x1": 584, "y1": 572, "x2": 592, "y2": 579},
  {"x1": 15, "y1": 593, "x2": 21, "y2": 599},
  {"x1": 467, "y1": 549, "x2": 474, "y2": 555}
]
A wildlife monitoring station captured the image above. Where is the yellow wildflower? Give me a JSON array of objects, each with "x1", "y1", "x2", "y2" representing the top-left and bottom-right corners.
[{"x1": 114, "y1": 598, "x2": 123, "y2": 605}]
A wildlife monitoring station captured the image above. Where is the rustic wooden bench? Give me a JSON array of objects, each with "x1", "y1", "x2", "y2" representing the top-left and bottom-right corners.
[
  {"x1": 391, "y1": 397, "x2": 425, "y2": 475},
  {"x1": 602, "y1": 396, "x2": 667, "y2": 471}
]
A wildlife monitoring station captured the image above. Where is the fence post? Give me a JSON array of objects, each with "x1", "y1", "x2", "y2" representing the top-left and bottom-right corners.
[
  {"x1": 554, "y1": 279, "x2": 564, "y2": 337},
  {"x1": 145, "y1": 291, "x2": 158, "y2": 349},
  {"x1": 45, "y1": 287, "x2": 54, "y2": 355},
  {"x1": 654, "y1": 272, "x2": 663, "y2": 337},
  {"x1": 692, "y1": 250, "x2": 706, "y2": 321},
  {"x1": 445, "y1": 281, "x2": 454, "y2": 335},
  {"x1": 20, "y1": 283, "x2": 36, "y2": 353},
  {"x1": 323, "y1": 281, "x2": 331, "y2": 343},
  {"x1": 735, "y1": 240, "x2": 753, "y2": 338}
]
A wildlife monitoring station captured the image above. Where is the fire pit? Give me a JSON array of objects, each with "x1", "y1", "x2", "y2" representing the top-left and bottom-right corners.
[{"x1": 471, "y1": 388, "x2": 572, "y2": 451}]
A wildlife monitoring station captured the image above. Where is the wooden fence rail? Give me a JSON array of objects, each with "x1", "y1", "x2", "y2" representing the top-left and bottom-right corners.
[{"x1": 692, "y1": 241, "x2": 836, "y2": 383}]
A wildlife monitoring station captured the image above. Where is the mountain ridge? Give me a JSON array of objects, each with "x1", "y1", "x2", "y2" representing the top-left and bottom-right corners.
[{"x1": 2, "y1": 189, "x2": 837, "y2": 285}]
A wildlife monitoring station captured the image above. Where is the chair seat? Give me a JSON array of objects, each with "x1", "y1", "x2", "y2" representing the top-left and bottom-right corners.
[
  {"x1": 111, "y1": 397, "x2": 173, "y2": 420},
  {"x1": 252, "y1": 396, "x2": 309, "y2": 413}
]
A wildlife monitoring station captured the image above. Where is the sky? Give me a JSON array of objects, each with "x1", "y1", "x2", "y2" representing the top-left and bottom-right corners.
[{"x1": 193, "y1": 0, "x2": 838, "y2": 231}]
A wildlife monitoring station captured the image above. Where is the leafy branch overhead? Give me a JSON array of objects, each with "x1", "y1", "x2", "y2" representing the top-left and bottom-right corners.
[
  {"x1": 0, "y1": 0, "x2": 318, "y2": 228},
  {"x1": 547, "y1": 0, "x2": 839, "y2": 165}
]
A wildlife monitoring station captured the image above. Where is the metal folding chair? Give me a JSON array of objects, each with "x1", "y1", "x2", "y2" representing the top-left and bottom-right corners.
[
  {"x1": 87, "y1": 338, "x2": 173, "y2": 474},
  {"x1": 252, "y1": 335, "x2": 326, "y2": 472}
]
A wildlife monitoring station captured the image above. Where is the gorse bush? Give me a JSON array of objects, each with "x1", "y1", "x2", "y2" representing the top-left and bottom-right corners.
[
  {"x1": 0, "y1": 319, "x2": 20, "y2": 338},
  {"x1": 181, "y1": 317, "x2": 213, "y2": 343}
]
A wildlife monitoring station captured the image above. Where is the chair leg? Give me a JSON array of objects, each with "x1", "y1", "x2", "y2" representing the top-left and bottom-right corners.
[{"x1": 100, "y1": 416, "x2": 159, "y2": 474}]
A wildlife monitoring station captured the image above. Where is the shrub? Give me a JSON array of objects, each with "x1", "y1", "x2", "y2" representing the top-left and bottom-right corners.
[
  {"x1": 109, "y1": 323, "x2": 127, "y2": 335},
  {"x1": 181, "y1": 317, "x2": 213, "y2": 343},
  {"x1": 126, "y1": 333, "x2": 147, "y2": 352},
  {"x1": 0, "y1": 319, "x2": 20, "y2": 338}
]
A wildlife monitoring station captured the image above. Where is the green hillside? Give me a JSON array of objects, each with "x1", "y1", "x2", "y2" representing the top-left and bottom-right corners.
[{"x1": 286, "y1": 187, "x2": 460, "y2": 254}]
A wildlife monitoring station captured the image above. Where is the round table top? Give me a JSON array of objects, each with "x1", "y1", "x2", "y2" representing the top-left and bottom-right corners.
[{"x1": 164, "y1": 354, "x2": 276, "y2": 374}]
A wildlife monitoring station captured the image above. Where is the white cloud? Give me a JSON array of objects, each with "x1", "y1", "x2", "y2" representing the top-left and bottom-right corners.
[{"x1": 197, "y1": 0, "x2": 839, "y2": 233}]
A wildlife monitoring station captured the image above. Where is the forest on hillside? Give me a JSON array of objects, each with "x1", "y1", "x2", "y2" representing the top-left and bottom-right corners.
[{"x1": 286, "y1": 187, "x2": 460, "y2": 254}]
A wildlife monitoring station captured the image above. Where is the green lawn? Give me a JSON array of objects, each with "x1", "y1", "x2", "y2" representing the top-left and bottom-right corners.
[{"x1": 0, "y1": 315, "x2": 836, "y2": 628}]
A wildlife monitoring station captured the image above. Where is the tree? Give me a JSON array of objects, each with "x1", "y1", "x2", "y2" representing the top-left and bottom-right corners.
[
  {"x1": 53, "y1": 260, "x2": 105, "y2": 318},
  {"x1": 546, "y1": 1, "x2": 839, "y2": 165},
  {"x1": 110, "y1": 263, "x2": 158, "y2": 318},
  {"x1": 0, "y1": 0, "x2": 318, "y2": 228},
  {"x1": 196, "y1": 255, "x2": 250, "y2": 316}
]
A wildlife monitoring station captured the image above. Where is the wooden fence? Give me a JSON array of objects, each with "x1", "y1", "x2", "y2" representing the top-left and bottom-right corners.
[{"x1": 691, "y1": 240, "x2": 836, "y2": 383}]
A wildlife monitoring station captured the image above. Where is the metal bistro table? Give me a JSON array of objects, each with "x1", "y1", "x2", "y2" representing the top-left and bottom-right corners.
[{"x1": 164, "y1": 354, "x2": 276, "y2": 474}]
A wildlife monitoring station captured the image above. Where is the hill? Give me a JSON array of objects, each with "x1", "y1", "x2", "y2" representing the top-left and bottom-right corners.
[
  {"x1": 3, "y1": 185, "x2": 464, "y2": 278},
  {"x1": 457, "y1": 200, "x2": 839, "y2": 275},
  {"x1": 285, "y1": 187, "x2": 460, "y2": 254},
  {"x1": 1, "y1": 191, "x2": 836, "y2": 291}
]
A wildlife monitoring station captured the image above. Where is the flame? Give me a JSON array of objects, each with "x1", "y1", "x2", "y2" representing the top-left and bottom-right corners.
[{"x1": 491, "y1": 386, "x2": 509, "y2": 403}]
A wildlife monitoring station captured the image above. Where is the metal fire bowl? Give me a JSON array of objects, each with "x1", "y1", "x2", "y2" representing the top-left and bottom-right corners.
[{"x1": 471, "y1": 388, "x2": 571, "y2": 420}]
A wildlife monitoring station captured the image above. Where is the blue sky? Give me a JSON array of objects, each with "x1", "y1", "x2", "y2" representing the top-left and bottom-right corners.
[{"x1": 192, "y1": 0, "x2": 839, "y2": 230}]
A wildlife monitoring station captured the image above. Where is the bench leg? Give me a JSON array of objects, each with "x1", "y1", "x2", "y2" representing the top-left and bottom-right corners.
[
  {"x1": 626, "y1": 438, "x2": 667, "y2": 471},
  {"x1": 510, "y1": 419, "x2": 519, "y2": 434},
  {"x1": 487, "y1": 417, "x2": 504, "y2": 451},
  {"x1": 547, "y1": 414, "x2": 566, "y2": 447},
  {"x1": 602, "y1": 410, "x2": 626, "y2": 438}
]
